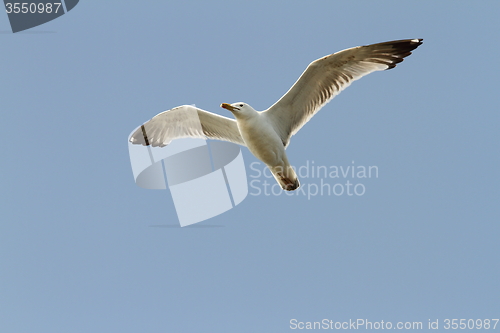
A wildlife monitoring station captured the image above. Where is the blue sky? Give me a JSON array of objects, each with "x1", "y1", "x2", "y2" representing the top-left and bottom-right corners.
[{"x1": 1, "y1": 1, "x2": 499, "y2": 332}]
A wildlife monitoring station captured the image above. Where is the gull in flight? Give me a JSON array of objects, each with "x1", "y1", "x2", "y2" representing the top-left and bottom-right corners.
[{"x1": 130, "y1": 39, "x2": 423, "y2": 191}]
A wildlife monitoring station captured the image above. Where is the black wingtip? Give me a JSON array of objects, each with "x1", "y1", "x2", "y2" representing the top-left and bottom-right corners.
[
  {"x1": 379, "y1": 38, "x2": 423, "y2": 70},
  {"x1": 140, "y1": 125, "x2": 150, "y2": 146}
]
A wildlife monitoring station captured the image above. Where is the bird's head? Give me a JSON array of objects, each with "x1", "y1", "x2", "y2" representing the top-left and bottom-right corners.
[{"x1": 220, "y1": 102, "x2": 256, "y2": 118}]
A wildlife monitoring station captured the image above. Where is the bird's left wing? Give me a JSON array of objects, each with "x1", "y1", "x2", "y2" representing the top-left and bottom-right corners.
[
  {"x1": 263, "y1": 39, "x2": 423, "y2": 147},
  {"x1": 129, "y1": 105, "x2": 246, "y2": 147}
]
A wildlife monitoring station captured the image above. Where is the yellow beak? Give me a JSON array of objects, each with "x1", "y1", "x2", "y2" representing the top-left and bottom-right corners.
[{"x1": 220, "y1": 103, "x2": 239, "y2": 112}]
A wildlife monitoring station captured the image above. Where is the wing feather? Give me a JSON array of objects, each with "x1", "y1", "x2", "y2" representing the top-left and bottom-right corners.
[
  {"x1": 264, "y1": 39, "x2": 423, "y2": 147},
  {"x1": 129, "y1": 105, "x2": 245, "y2": 147}
]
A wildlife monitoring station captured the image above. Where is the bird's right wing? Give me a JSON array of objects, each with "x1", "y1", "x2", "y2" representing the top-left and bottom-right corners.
[
  {"x1": 129, "y1": 105, "x2": 246, "y2": 147},
  {"x1": 263, "y1": 39, "x2": 423, "y2": 147}
]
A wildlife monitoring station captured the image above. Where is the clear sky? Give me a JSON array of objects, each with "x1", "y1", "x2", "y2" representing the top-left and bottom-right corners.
[{"x1": 1, "y1": 1, "x2": 499, "y2": 332}]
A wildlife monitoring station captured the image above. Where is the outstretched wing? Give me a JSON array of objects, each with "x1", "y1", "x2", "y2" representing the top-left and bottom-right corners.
[
  {"x1": 129, "y1": 105, "x2": 245, "y2": 147},
  {"x1": 263, "y1": 39, "x2": 423, "y2": 147}
]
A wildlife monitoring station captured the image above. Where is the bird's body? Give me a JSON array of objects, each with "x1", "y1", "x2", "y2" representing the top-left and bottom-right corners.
[
  {"x1": 130, "y1": 39, "x2": 423, "y2": 191},
  {"x1": 236, "y1": 110, "x2": 282, "y2": 166},
  {"x1": 233, "y1": 107, "x2": 299, "y2": 190}
]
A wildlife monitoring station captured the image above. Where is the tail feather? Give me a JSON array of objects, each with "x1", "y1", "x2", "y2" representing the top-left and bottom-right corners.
[{"x1": 271, "y1": 165, "x2": 300, "y2": 191}]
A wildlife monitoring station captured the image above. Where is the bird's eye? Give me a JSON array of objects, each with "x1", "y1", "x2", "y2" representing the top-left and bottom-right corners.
[{"x1": 239, "y1": 104, "x2": 243, "y2": 107}]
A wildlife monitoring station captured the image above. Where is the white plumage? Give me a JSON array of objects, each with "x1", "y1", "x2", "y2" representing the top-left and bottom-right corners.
[{"x1": 130, "y1": 39, "x2": 423, "y2": 190}]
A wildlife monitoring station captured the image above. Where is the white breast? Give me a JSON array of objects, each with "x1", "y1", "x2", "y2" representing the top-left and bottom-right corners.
[{"x1": 237, "y1": 113, "x2": 285, "y2": 167}]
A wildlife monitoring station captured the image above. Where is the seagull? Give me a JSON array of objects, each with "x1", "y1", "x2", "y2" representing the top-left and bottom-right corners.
[{"x1": 130, "y1": 39, "x2": 423, "y2": 191}]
